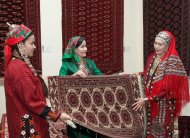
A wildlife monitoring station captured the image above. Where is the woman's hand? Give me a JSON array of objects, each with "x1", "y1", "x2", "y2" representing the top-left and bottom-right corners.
[
  {"x1": 132, "y1": 98, "x2": 146, "y2": 111},
  {"x1": 72, "y1": 70, "x2": 87, "y2": 78},
  {"x1": 59, "y1": 112, "x2": 72, "y2": 123},
  {"x1": 132, "y1": 72, "x2": 140, "y2": 77},
  {"x1": 59, "y1": 113, "x2": 77, "y2": 128},
  {"x1": 118, "y1": 72, "x2": 127, "y2": 75},
  {"x1": 49, "y1": 120, "x2": 65, "y2": 137}
]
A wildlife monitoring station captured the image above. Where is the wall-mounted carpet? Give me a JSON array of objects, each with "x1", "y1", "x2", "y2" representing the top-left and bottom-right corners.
[
  {"x1": 0, "y1": 0, "x2": 42, "y2": 76},
  {"x1": 143, "y1": 0, "x2": 190, "y2": 76},
  {"x1": 62, "y1": 0, "x2": 124, "y2": 74}
]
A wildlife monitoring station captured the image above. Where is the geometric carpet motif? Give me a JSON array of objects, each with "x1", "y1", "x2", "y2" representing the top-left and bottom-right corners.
[
  {"x1": 48, "y1": 75, "x2": 146, "y2": 138},
  {"x1": 143, "y1": 0, "x2": 190, "y2": 75},
  {"x1": 0, "y1": 0, "x2": 42, "y2": 76},
  {"x1": 62, "y1": 0, "x2": 124, "y2": 74}
]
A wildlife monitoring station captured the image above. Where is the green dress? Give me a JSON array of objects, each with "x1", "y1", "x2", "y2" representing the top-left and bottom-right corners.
[
  {"x1": 59, "y1": 58, "x2": 103, "y2": 138},
  {"x1": 59, "y1": 58, "x2": 102, "y2": 76}
]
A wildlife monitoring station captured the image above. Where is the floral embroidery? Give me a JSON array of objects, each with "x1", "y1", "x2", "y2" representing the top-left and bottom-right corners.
[
  {"x1": 20, "y1": 114, "x2": 40, "y2": 138},
  {"x1": 47, "y1": 111, "x2": 61, "y2": 122}
]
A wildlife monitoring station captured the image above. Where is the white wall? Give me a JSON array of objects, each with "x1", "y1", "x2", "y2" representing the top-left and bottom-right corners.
[
  {"x1": 40, "y1": 0, "x2": 63, "y2": 78},
  {"x1": 182, "y1": 77, "x2": 190, "y2": 116},
  {"x1": 40, "y1": 0, "x2": 145, "y2": 75},
  {"x1": 124, "y1": 0, "x2": 144, "y2": 73},
  {"x1": 0, "y1": 0, "x2": 189, "y2": 120},
  {"x1": 0, "y1": 79, "x2": 6, "y2": 118}
]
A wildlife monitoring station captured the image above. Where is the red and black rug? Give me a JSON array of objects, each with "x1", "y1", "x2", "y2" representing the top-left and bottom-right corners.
[{"x1": 48, "y1": 75, "x2": 146, "y2": 138}]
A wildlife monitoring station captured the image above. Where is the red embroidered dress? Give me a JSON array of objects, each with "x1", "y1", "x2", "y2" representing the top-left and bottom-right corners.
[
  {"x1": 5, "y1": 59, "x2": 49, "y2": 137},
  {"x1": 4, "y1": 24, "x2": 61, "y2": 138},
  {"x1": 143, "y1": 31, "x2": 190, "y2": 138}
]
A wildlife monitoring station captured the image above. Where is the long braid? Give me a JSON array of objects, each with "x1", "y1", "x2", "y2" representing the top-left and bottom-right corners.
[{"x1": 17, "y1": 42, "x2": 37, "y2": 76}]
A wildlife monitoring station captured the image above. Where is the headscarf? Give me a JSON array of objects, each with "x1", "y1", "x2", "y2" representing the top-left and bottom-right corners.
[
  {"x1": 4, "y1": 23, "x2": 32, "y2": 68},
  {"x1": 4, "y1": 23, "x2": 37, "y2": 76},
  {"x1": 62, "y1": 36, "x2": 82, "y2": 63},
  {"x1": 144, "y1": 30, "x2": 190, "y2": 118}
]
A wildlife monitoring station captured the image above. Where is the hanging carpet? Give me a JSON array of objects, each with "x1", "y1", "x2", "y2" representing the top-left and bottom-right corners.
[{"x1": 62, "y1": 0, "x2": 124, "y2": 74}]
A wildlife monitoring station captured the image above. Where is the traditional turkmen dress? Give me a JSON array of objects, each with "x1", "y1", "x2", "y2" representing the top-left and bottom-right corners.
[
  {"x1": 143, "y1": 53, "x2": 189, "y2": 138},
  {"x1": 5, "y1": 59, "x2": 50, "y2": 138}
]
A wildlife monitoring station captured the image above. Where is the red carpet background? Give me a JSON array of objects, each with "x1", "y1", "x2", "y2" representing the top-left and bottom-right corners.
[
  {"x1": 178, "y1": 116, "x2": 190, "y2": 137},
  {"x1": 48, "y1": 75, "x2": 146, "y2": 138},
  {"x1": 0, "y1": 114, "x2": 9, "y2": 138},
  {"x1": 0, "y1": 0, "x2": 42, "y2": 77},
  {"x1": 62, "y1": 0, "x2": 124, "y2": 74}
]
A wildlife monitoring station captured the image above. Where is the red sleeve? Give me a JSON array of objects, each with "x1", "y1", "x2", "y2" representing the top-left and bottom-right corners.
[
  {"x1": 14, "y1": 75, "x2": 47, "y2": 115},
  {"x1": 149, "y1": 90, "x2": 167, "y2": 101},
  {"x1": 139, "y1": 53, "x2": 155, "y2": 77},
  {"x1": 144, "y1": 53, "x2": 155, "y2": 73},
  {"x1": 8, "y1": 60, "x2": 61, "y2": 120},
  {"x1": 14, "y1": 75, "x2": 62, "y2": 121}
]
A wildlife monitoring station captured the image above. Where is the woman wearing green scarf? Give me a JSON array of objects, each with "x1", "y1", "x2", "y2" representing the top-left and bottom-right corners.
[
  {"x1": 59, "y1": 36, "x2": 104, "y2": 138},
  {"x1": 59, "y1": 36, "x2": 102, "y2": 77}
]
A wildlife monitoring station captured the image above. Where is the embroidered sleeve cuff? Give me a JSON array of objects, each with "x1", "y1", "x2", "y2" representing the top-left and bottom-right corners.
[
  {"x1": 40, "y1": 106, "x2": 51, "y2": 118},
  {"x1": 47, "y1": 111, "x2": 61, "y2": 122},
  {"x1": 40, "y1": 106, "x2": 61, "y2": 122},
  {"x1": 149, "y1": 95, "x2": 159, "y2": 101}
]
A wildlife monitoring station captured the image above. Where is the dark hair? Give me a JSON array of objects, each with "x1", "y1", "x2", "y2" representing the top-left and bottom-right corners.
[
  {"x1": 75, "y1": 37, "x2": 85, "y2": 48},
  {"x1": 23, "y1": 32, "x2": 33, "y2": 43}
]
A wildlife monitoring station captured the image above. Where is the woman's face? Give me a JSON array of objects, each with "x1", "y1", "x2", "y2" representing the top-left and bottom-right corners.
[
  {"x1": 74, "y1": 40, "x2": 87, "y2": 58},
  {"x1": 23, "y1": 34, "x2": 36, "y2": 57},
  {"x1": 154, "y1": 37, "x2": 168, "y2": 57}
]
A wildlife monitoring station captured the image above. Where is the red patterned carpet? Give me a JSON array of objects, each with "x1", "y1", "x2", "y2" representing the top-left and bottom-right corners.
[
  {"x1": 0, "y1": 114, "x2": 9, "y2": 138},
  {"x1": 62, "y1": 0, "x2": 124, "y2": 74},
  {"x1": 48, "y1": 75, "x2": 146, "y2": 138},
  {"x1": 0, "y1": 0, "x2": 42, "y2": 76}
]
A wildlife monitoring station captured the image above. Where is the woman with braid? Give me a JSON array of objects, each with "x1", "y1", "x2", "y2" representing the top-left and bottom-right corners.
[{"x1": 4, "y1": 23, "x2": 72, "y2": 137}]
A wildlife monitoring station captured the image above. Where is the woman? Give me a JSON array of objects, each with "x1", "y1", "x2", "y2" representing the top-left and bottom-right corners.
[
  {"x1": 4, "y1": 23, "x2": 72, "y2": 138},
  {"x1": 132, "y1": 30, "x2": 190, "y2": 137},
  {"x1": 59, "y1": 36, "x2": 103, "y2": 138},
  {"x1": 59, "y1": 36, "x2": 102, "y2": 77}
]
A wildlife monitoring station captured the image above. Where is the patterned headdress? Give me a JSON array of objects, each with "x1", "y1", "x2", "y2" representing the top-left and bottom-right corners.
[
  {"x1": 4, "y1": 23, "x2": 37, "y2": 76},
  {"x1": 156, "y1": 31, "x2": 171, "y2": 46},
  {"x1": 4, "y1": 23, "x2": 32, "y2": 68},
  {"x1": 62, "y1": 36, "x2": 82, "y2": 63}
]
